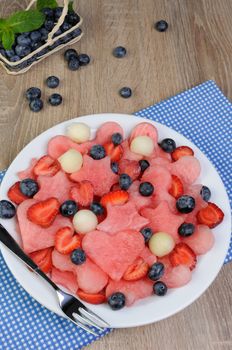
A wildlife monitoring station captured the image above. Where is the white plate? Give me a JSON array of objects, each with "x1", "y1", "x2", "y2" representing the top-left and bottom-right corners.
[{"x1": 0, "y1": 114, "x2": 231, "y2": 328}]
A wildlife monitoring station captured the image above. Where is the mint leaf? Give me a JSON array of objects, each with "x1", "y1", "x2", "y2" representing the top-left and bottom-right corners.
[
  {"x1": 2, "y1": 28, "x2": 15, "y2": 50},
  {"x1": 68, "y1": 1, "x2": 74, "y2": 12},
  {"x1": 37, "y1": 0, "x2": 58, "y2": 11},
  {"x1": 6, "y1": 10, "x2": 45, "y2": 33}
]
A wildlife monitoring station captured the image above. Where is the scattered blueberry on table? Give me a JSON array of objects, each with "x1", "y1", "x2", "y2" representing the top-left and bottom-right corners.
[
  {"x1": 78, "y1": 53, "x2": 90, "y2": 66},
  {"x1": 68, "y1": 57, "x2": 80, "y2": 70},
  {"x1": 64, "y1": 48, "x2": 78, "y2": 61},
  {"x1": 113, "y1": 46, "x2": 127, "y2": 58},
  {"x1": 119, "y1": 86, "x2": 132, "y2": 98},
  {"x1": 46, "y1": 76, "x2": 60, "y2": 89},
  {"x1": 48, "y1": 93, "x2": 63, "y2": 106},
  {"x1": 155, "y1": 20, "x2": 169, "y2": 32},
  {"x1": 26, "y1": 87, "x2": 41, "y2": 101},
  {"x1": 29, "y1": 98, "x2": 43, "y2": 112}
]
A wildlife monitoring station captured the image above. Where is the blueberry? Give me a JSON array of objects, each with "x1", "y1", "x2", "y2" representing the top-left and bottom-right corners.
[
  {"x1": 111, "y1": 162, "x2": 119, "y2": 174},
  {"x1": 39, "y1": 28, "x2": 49, "y2": 41},
  {"x1": 119, "y1": 87, "x2": 132, "y2": 98},
  {"x1": 61, "y1": 33, "x2": 73, "y2": 44},
  {"x1": 78, "y1": 54, "x2": 90, "y2": 66},
  {"x1": 159, "y1": 138, "x2": 176, "y2": 153},
  {"x1": 54, "y1": 29, "x2": 62, "y2": 37},
  {"x1": 48, "y1": 93, "x2": 62, "y2": 106},
  {"x1": 64, "y1": 48, "x2": 78, "y2": 61},
  {"x1": 67, "y1": 12, "x2": 80, "y2": 25},
  {"x1": 44, "y1": 19, "x2": 55, "y2": 31},
  {"x1": 17, "y1": 34, "x2": 31, "y2": 46},
  {"x1": 10, "y1": 55, "x2": 20, "y2": 62},
  {"x1": 61, "y1": 21, "x2": 72, "y2": 32},
  {"x1": 60, "y1": 200, "x2": 78, "y2": 217},
  {"x1": 90, "y1": 145, "x2": 106, "y2": 160},
  {"x1": 30, "y1": 31, "x2": 42, "y2": 43},
  {"x1": 31, "y1": 42, "x2": 43, "y2": 51},
  {"x1": 90, "y1": 202, "x2": 104, "y2": 216},
  {"x1": 29, "y1": 98, "x2": 43, "y2": 112},
  {"x1": 139, "y1": 159, "x2": 150, "y2": 172},
  {"x1": 54, "y1": 7, "x2": 63, "y2": 21},
  {"x1": 68, "y1": 57, "x2": 80, "y2": 70},
  {"x1": 0, "y1": 200, "x2": 16, "y2": 219},
  {"x1": 71, "y1": 28, "x2": 82, "y2": 38},
  {"x1": 155, "y1": 20, "x2": 168, "y2": 32},
  {"x1": 139, "y1": 182, "x2": 154, "y2": 196},
  {"x1": 42, "y1": 8, "x2": 54, "y2": 18},
  {"x1": 15, "y1": 45, "x2": 31, "y2": 58},
  {"x1": 71, "y1": 248, "x2": 86, "y2": 265},
  {"x1": 153, "y1": 281, "x2": 167, "y2": 296},
  {"x1": 19, "y1": 179, "x2": 38, "y2": 197},
  {"x1": 119, "y1": 173, "x2": 132, "y2": 190},
  {"x1": 26, "y1": 87, "x2": 41, "y2": 101},
  {"x1": 148, "y1": 262, "x2": 165, "y2": 281},
  {"x1": 200, "y1": 186, "x2": 211, "y2": 202},
  {"x1": 5, "y1": 49, "x2": 15, "y2": 58},
  {"x1": 178, "y1": 223, "x2": 195, "y2": 237},
  {"x1": 176, "y1": 195, "x2": 195, "y2": 213},
  {"x1": 0, "y1": 49, "x2": 6, "y2": 57},
  {"x1": 108, "y1": 292, "x2": 125, "y2": 310},
  {"x1": 111, "y1": 132, "x2": 123, "y2": 145},
  {"x1": 113, "y1": 46, "x2": 127, "y2": 58},
  {"x1": 46, "y1": 76, "x2": 60, "y2": 88},
  {"x1": 140, "y1": 227, "x2": 153, "y2": 242}
]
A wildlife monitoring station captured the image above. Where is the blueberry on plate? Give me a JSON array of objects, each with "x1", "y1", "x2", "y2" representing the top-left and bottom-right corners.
[
  {"x1": 71, "y1": 248, "x2": 86, "y2": 265},
  {"x1": 90, "y1": 202, "x2": 104, "y2": 216},
  {"x1": 48, "y1": 93, "x2": 62, "y2": 106},
  {"x1": 159, "y1": 138, "x2": 176, "y2": 153},
  {"x1": 139, "y1": 182, "x2": 154, "y2": 196},
  {"x1": 111, "y1": 162, "x2": 119, "y2": 174},
  {"x1": 140, "y1": 227, "x2": 153, "y2": 242},
  {"x1": 119, "y1": 173, "x2": 132, "y2": 190},
  {"x1": 15, "y1": 45, "x2": 31, "y2": 58},
  {"x1": 29, "y1": 98, "x2": 43, "y2": 112},
  {"x1": 178, "y1": 223, "x2": 195, "y2": 237},
  {"x1": 90, "y1": 145, "x2": 106, "y2": 160},
  {"x1": 0, "y1": 200, "x2": 16, "y2": 219},
  {"x1": 112, "y1": 46, "x2": 127, "y2": 58},
  {"x1": 111, "y1": 132, "x2": 123, "y2": 146},
  {"x1": 16, "y1": 34, "x2": 31, "y2": 46},
  {"x1": 155, "y1": 20, "x2": 169, "y2": 32},
  {"x1": 19, "y1": 179, "x2": 39, "y2": 197},
  {"x1": 78, "y1": 54, "x2": 90, "y2": 66},
  {"x1": 60, "y1": 200, "x2": 78, "y2": 217},
  {"x1": 68, "y1": 57, "x2": 80, "y2": 71},
  {"x1": 148, "y1": 262, "x2": 165, "y2": 281},
  {"x1": 119, "y1": 87, "x2": 132, "y2": 98},
  {"x1": 64, "y1": 48, "x2": 78, "y2": 61},
  {"x1": 46, "y1": 76, "x2": 60, "y2": 89},
  {"x1": 176, "y1": 195, "x2": 195, "y2": 213},
  {"x1": 139, "y1": 159, "x2": 150, "y2": 172},
  {"x1": 200, "y1": 185, "x2": 211, "y2": 202},
  {"x1": 108, "y1": 292, "x2": 126, "y2": 310},
  {"x1": 153, "y1": 281, "x2": 167, "y2": 296}
]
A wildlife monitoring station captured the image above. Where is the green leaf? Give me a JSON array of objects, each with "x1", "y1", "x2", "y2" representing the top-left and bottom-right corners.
[
  {"x1": 6, "y1": 10, "x2": 45, "y2": 33},
  {"x1": 2, "y1": 28, "x2": 15, "y2": 50},
  {"x1": 0, "y1": 18, "x2": 8, "y2": 31},
  {"x1": 37, "y1": 0, "x2": 58, "y2": 11},
  {"x1": 68, "y1": 1, "x2": 74, "y2": 12}
]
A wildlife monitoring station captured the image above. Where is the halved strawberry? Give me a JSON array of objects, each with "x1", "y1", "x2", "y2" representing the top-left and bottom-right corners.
[
  {"x1": 27, "y1": 197, "x2": 60, "y2": 228},
  {"x1": 30, "y1": 247, "x2": 53, "y2": 273},
  {"x1": 169, "y1": 242, "x2": 197, "y2": 270},
  {"x1": 70, "y1": 181, "x2": 94, "y2": 207},
  {"x1": 169, "y1": 175, "x2": 184, "y2": 198},
  {"x1": 197, "y1": 202, "x2": 224, "y2": 228},
  {"x1": 33, "y1": 155, "x2": 60, "y2": 176},
  {"x1": 55, "y1": 227, "x2": 81, "y2": 254},
  {"x1": 119, "y1": 159, "x2": 141, "y2": 180},
  {"x1": 171, "y1": 146, "x2": 194, "y2": 161},
  {"x1": 104, "y1": 142, "x2": 123, "y2": 162},
  {"x1": 77, "y1": 290, "x2": 106, "y2": 304},
  {"x1": 100, "y1": 190, "x2": 129, "y2": 207},
  {"x1": 123, "y1": 258, "x2": 149, "y2": 281},
  {"x1": 7, "y1": 182, "x2": 28, "y2": 205}
]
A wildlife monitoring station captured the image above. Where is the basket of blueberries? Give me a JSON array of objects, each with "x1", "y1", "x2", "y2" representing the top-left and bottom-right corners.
[{"x1": 0, "y1": 0, "x2": 83, "y2": 74}]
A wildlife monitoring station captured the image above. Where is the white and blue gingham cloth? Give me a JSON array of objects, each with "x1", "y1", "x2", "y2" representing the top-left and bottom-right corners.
[{"x1": 0, "y1": 80, "x2": 231, "y2": 349}]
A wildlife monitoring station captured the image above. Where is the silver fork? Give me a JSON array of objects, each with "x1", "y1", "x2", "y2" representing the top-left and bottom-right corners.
[{"x1": 0, "y1": 224, "x2": 110, "y2": 336}]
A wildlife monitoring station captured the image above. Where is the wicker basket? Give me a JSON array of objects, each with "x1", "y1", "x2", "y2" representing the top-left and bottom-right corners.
[{"x1": 0, "y1": 0, "x2": 83, "y2": 75}]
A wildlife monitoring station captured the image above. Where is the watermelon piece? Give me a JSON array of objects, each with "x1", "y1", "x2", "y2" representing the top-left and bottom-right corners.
[
  {"x1": 34, "y1": 171, "x2": 74, "y2": 203},
  {"x1": 70, "y1": 155, "x2": 118, "y2": 197},
  {"x1": 52, "y1": 249, "x2": 75, "y2": 272},
  {"x1": 95, "y1": 122, "x2": 124, "y2": 145},
  {"x1": 155, "y1": 146, "x2": 172, "y2": 160},
  {"x1": 82, "y1": 230, "x2": 145, "y2": 281},
  {"x1": 153, "y1": 189, "x2": 177, "y2": 213},
  {"x1": 149, "y1": 156, "x2": 171, "y2": 167},
  {"x1": 106, "y1": 279, "x2": 153, "y2": 306},
  {"x1": 97, "y1": 201, "x2": 149, "y2": 234},
  {"x1": 141, "y1": 201, "x2": 184, "y2": 242},
  {"x1": 121, "y1": 140, "x2": 143, "y2": 161},
  {"x1": 139, "y1": 247, "x2": 157, "y2": 267},
  {"x1": 48, "y1": 135, "x2": 93, "y2": 159},
  {"x1": 129, "y1": 122, "x2": 158, "y2": 144},
  {"x1": 118, "y1": 159, "x2": 141, "y2": 180},
  {"x1": 51, "y1": 267, "x2": 78, "y2": 294},
  {"x1": 182, "y1": 225, "x2": 215, "y2": 255},
  {"x1": 17, "y1": 158, "x2": 37, "y2": 180},
  {"x1": 17, "y1": 200, "x2": 73, "y2": 253},
  {"x1": 128, "y1": 181, "x2": 153, "y2": 211},
  {"x1": 170, "y1": 156, "x2": 201, "y2": 185},
  {"x1": 161, "y1": 265, "x2": 192, "y2": 288},
  {"x1": 142, "y1": 165, "x2": 172, "y2": 192}
]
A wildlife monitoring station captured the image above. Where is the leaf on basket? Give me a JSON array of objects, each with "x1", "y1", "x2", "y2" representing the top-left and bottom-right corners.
[
  {"x1": 1, "y1": 28, "x2": 15, "y2": 50},
  {"x1": 68, "y1": 1, "x2": 74, "y2": 12},
  {"x1": 6, "y1": 10, "x2": 45, "y2": 33},
  {"x1": 37, "y1": 0, "x2": 58, "y2": 11}
]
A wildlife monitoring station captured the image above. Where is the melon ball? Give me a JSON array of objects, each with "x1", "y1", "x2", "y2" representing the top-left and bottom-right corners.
[
  {"x1": 58, "y1": 149, "x2": 83, "y2": 173},
  {"x1": 73, "y1": 210, "x2": 98, "y2": 234},
  {"x1": 130, "y1": 136, "x2": 154, "y2": 156},
  {"x1": 149, "y1": 232, "x2": 175, "y2": 257},
  {"x1": 66, "y1": 123, "x2": 91, "y2": 143}
]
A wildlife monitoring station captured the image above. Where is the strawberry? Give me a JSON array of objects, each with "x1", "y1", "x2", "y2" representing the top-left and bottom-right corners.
[
  {"x1": 104, "y1": 142, "x2": 123, "y2": 162},
  {"x1": 169, "y1": 175, "x2": 184, "y2": 198},
  {"x1": 123, "y1": 258, "x2": 149, "y2": 281},
  {"x1": 119, "y1": 159, "x2": 141, "y2": 180},
  {"x1": 30, "y1": 247, "x2": 53, "y2": 273},
  {"x1": 27, "y1": 197, "x2": 60, "y2": 228},
  {"x1": 70, "y1": 181, "x2": 94, "y2": 207},
  {"x1": 171, "y1": 146, "x2": 194, "y2": 161},
  {"x1": 7, "y1": 182, "x2": 28, "y2": 205},
  {"x1": 169, "y1": 242, "x2": 197, "y2": 270},
  {"x1": 197, "y1": 202, "x2": 224, "y2": 228},
  {"x1": 33, "y1": 155, "x2": 60, "y2": 176},
  {"x1": 55, "y1": 227, "x2": 81, "y2": 254},
  {"x1": 100, "y1": 190, "x2": 129, "y2": 207},
  {"x1": 77, "y1": 290, "x2": 106, "y2": 304}
]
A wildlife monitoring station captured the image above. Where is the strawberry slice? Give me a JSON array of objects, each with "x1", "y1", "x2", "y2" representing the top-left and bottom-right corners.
[
  {"x1": 27, "y1": 197, "x2": 60, "y2": 228},
  {"x1": 119, "y1": 159, "x2": 141, "y2": 180},
  {"x1": 197, "y1": 202, "x2": 224, "y2": 228},
  {"x1": 169, "y1": 242, "x2": 197, "y2": 270},
  {"x1": 104, "y1": 142, "x2": 123, "y2": 162},
  {"x1": 33, "y1": 155, "x2": 60, "y2": 177},
  {"x1": 70, "y1": 181, "x2": 94, "y2": 207},
  {"x1": 169, "y1": 175, "x2": 184, "y2": 198},
  {"x1": 7, "y1": 181, "x2": 28, "y2": 205},
  {"x1": 55, "y1": 227, "x2": 81, "y2": 254},
  {"x1": 30, "y1": 247, "x2": 53, "y2": 273},
  {"x1": 100, "y1": 190, "x2": 129, "y2": 207},
  {"x1": 77, "y1": 290, "x2": 106, "y2": 304},
  {"x1": 123, "y1": 258, "x2": 149, "y2": 281},
  {"x1": 171, "y1": 146, "x2": 194, "y2": 161}
]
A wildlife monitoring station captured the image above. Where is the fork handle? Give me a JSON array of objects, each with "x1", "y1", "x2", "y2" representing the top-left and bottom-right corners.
[{"x1": 0, "y1": 224, "x2": 59, "y2": 291}]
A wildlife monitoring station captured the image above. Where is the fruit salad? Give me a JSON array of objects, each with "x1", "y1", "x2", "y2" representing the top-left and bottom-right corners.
[{"x1": 0, "y1": 121, "x2": 225, "y2": 310}]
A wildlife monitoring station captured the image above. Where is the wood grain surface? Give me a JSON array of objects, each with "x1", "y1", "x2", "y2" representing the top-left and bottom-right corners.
[{"x1": 0, "y1": 1, "x2": 232, "y2": 349}]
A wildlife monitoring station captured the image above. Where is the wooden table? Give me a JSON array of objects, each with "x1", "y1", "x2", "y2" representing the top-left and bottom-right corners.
[{"x1": 0, "y1": 1, "x2": 232, "y2": 349}]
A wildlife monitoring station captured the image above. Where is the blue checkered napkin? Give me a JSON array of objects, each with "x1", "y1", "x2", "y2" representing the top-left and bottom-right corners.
[{"x1": 0, "y1": 80, "x2": 231, "y2": 349}]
